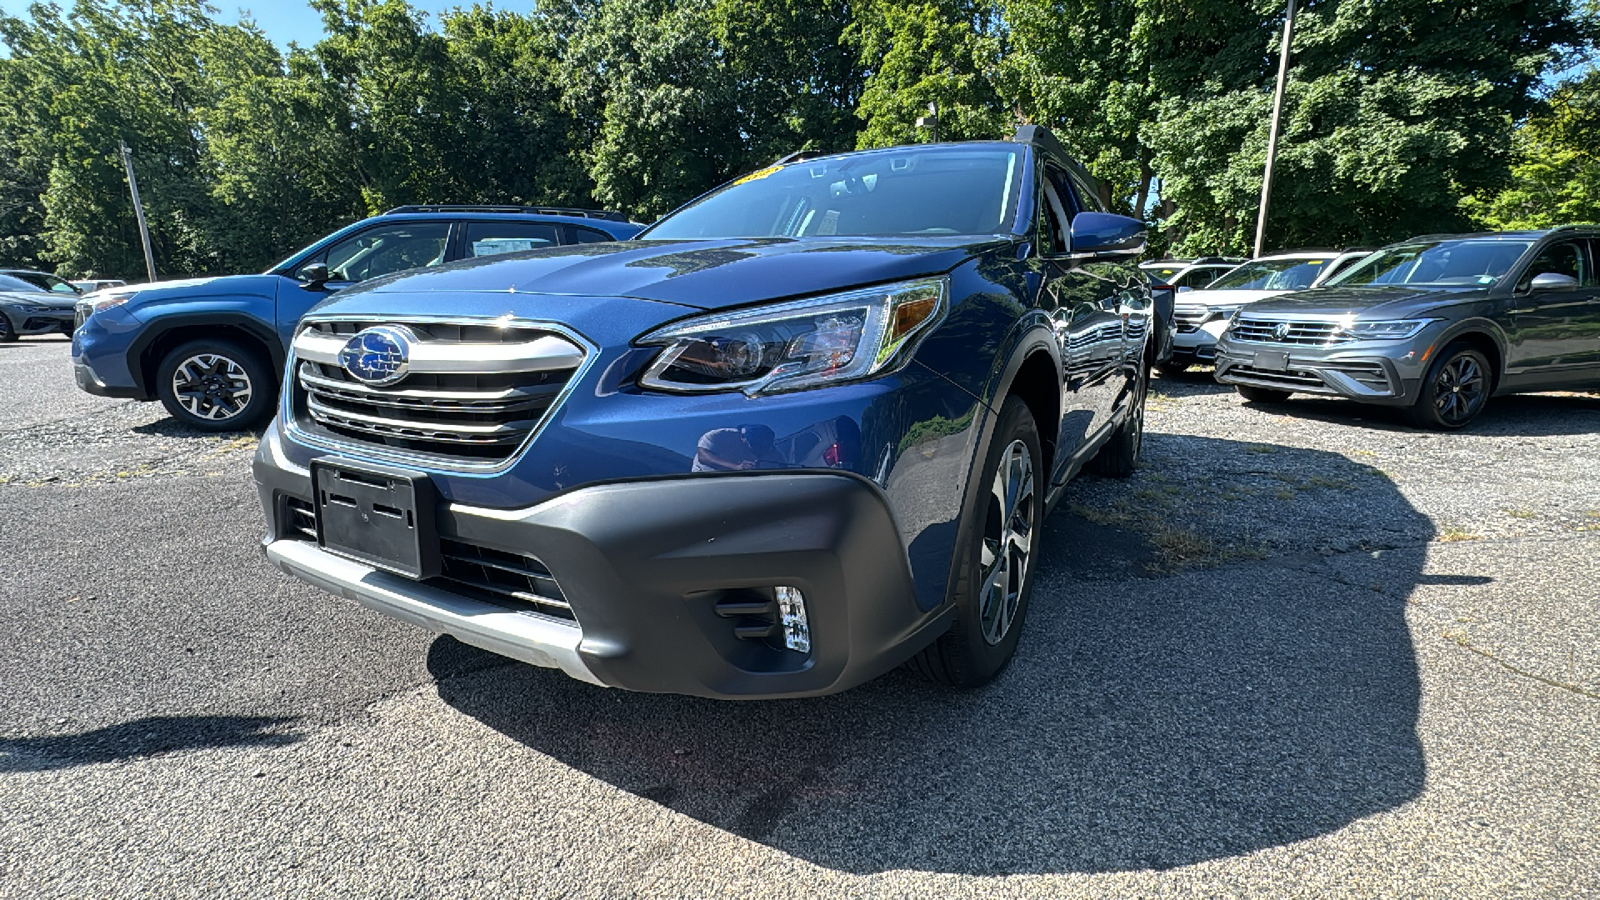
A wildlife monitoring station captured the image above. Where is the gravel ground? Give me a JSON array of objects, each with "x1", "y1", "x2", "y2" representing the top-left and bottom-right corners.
[{"x1": 1, "y1": 338, "x2": 1596, "y2": 898}]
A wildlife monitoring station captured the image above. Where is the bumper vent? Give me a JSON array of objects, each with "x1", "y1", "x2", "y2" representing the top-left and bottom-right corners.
[{"x1": 290, "y1": 320, "x2": 585, "y2": 464}]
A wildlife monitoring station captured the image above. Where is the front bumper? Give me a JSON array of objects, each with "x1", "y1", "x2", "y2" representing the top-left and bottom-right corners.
[
  {"x1": 254, "y1": 429, "x2": 945, "y2": 699},
  {"x1": 1214, "y1": 336, "x2": 1423, "y2": 405},
  {"x1": 1169, "y1": 318, "x2": 1230, "y2": 363},
  {"x1": 1, "y1": 306, "x2": 72, "y2": 336}
]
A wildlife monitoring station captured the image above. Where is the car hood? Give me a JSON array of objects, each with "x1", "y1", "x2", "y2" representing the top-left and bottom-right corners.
[
  {"x1": 345, "y1": 236, "x2": 1006, "y2": 311},
  {"x1": 1240, "y1": 285, "x2": 1486, "y2": 318},
  {"x1": 116, "y1": 275, "x2": 290, "y2": 302},
  {"x1": 1175, "y1": 288, "x2": 1287, "y2": 307}
]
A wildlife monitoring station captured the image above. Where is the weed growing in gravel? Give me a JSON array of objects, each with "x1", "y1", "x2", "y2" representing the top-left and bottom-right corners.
[
  {"x1": 1438, "y1": 526, "x2": 1482, "y2": 542},
  {"x1": 1506, "y1": 508, "x2": 1536, "y2": 519},
  {"x1": 1246, "y1": 444, "x2": 1277, "y2": 454}
]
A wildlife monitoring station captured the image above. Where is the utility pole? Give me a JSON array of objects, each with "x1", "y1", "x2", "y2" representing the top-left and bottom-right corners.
[
  {"x1": 1254, "y1": 0, "x2": 1297, "y2": 259},
  {"x1": 916, "y1": 101, "x2": 940, "y2": 143},
  {"x1": 119, "y1": 140, "x2": 158, "y2": 283}
]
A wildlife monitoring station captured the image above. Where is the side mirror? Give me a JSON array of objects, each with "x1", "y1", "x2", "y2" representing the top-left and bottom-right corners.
[
  {"x1": 1069, "y1": 212, "x2": 1146, "y2": 259},
  {"x1": 1529, "y1": 272, "x2": 1578, "y2": 290},
  {"x1": 299, "y1": 262, "x2": 331, "y2": 290}
]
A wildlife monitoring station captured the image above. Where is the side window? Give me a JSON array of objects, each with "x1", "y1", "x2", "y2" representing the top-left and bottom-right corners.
[
  {"x1": 1519, "y1": 241, "x2": 1591, "y2": 290},
  {"x1": 316, "y1": 223, "x2": 451, "y2": 283},
  {"x1": 567, "y1": 226, "x2": 613, "y2": 245},
  {"x1": 464, "y1": 221, "x2": 560, "y2": 258},
  {"x1": 1067, "y1": 169, "x2": 1107, "y2": 214}
]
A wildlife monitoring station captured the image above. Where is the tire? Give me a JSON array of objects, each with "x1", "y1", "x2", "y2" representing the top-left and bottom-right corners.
[
  {"x1": 909, "y1": 396, "x2": 1043, "y2": 688},
  {"x1": 1087, "y1": 362, "x2": 1148, "y2": 478},
  {"x1": 155, "y1": 339, "x2": 276, "y2": 432},
  {"x1": 1236, "y1": 385, "x2": 1292, "y2": 404},
  {"x1": 1157, "y1": 360, "x2": 1189, "y2": 377},
  {"x1": 1408, "y1": 341, "x2": 1491, "y2": 430},
  {"x1": 0, "y1": 314, "x2": 16, "y2": 343}
]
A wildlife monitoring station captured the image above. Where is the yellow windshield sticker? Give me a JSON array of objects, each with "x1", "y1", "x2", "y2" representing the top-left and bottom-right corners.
[
  {"x1": 1308, "y1": 259, "x2": 1325, "y2": 264},
  {"x1": 733, "y1": 166, "x2": 783, "y2": 186}
]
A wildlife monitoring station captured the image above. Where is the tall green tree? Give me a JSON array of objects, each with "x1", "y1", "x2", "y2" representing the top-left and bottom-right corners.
[
  {"x1": 851, "y1": 0, "x2": 1010, "y2": 150},
  {"x1": 1465, "y1": 67, "x2": 1600, "y2": 229}
]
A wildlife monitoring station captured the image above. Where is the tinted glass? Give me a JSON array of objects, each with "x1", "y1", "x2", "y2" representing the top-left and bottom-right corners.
[
  {"x1": 1209, "y1": 257, "x2": 1329, "y2": 290},
  {"x1": 643, "y1": 146, "x2": 1024, "y2": 240},
  {"x1": 0, "y1": 274, "x2": 47, "y2": 293},
  {"x1": 1517, "y1": 241, "x2": 1593, "y2": 289},
  {"x1": 318, "y1": 223, "x2": 451, "y2": 282},
  {"x1": 1331, "y1": 240, "x2": 1534, "y2": 287},
  {"x1": 4, "y1": 271, "x2": 77, "y2": 293},
  {"x1": 568, "y1": 227, "x2": 613, "y2": 244},
  {"x1": 464, "y1": 221, "x2": 559, "y2": 257}
]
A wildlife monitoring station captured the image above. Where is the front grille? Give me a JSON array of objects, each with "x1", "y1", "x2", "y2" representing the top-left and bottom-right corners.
[
  {"x1": 280, "y1": 496, "x2": 574, "y2": 622},
  {"x1": 1173, "y1": 304, "x2": 1209, "y2": 334},
  {"x1": 1226, "y1": 364, "x2": 1332, "y2": 391},
  {"x1": 291, "y1": 320, "x2": 585, "y2": 464},
  {"x1": 1231, "y1": 316, "x2": 1355, "y2": 346}
]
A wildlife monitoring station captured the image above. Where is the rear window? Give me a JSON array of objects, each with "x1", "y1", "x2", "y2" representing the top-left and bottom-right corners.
[{"x1": 465, "y1": 222, "x2": 560, "y2": 257}]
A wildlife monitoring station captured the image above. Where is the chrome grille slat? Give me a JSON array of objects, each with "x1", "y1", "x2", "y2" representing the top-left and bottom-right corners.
[
  {"x1": 1231, "y1": 316, "x2": 1356, "y2": 346},
  {"x1": 291, "y1": 319, "x2": 585, "y2": 463}
]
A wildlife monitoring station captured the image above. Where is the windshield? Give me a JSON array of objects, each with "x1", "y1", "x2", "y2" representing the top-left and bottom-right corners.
[
  {"x1": 1, "y1": 271, "x2": 77, "y2": 293},
  {"x1": 1328, "y1": 239, "x2": 1534, "y2": 287},
  {"x1": 642, "y1": 146, "x2": 1023, "y2": 240},
  {"x1": 1208, "y1": 257, "x2": 1329, "y2": 291},
  {"x1": 0, "y1": 273, "x2": 50, "y2": 294}
]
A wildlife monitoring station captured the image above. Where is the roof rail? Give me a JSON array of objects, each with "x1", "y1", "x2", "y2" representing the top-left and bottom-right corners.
[
  {"x1": 382, "y1": 205, "x2": 629, "y2": 222},
  {"x1": 770, "y1": 149, "x2": 834, "y2": 166}
]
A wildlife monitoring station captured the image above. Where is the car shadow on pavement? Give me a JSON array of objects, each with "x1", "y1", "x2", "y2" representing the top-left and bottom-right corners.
[
  {"x1": 0, "y1": 715, "x2": 298, "y2": 772},
  {"x1": 1237, "y1": 390, "x2": 1600, "y2": 436},
  {"x1": 428, "y1": 437, "x2": 1430, "y2": 876}
]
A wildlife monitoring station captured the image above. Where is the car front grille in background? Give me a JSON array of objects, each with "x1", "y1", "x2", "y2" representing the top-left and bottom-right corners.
[
  {"x1": 280, "y1": 496, "x2": 574, "y2": 622},
  {"x1": 290, "y1": 320, "x2": 585, "y2": 464},
  {"x1": 1231, "y1": 316, "x2": 1355, "y2": 346},
  {"x1": 1173, "y1": 304, "x2": 1208, "y2": 334}
]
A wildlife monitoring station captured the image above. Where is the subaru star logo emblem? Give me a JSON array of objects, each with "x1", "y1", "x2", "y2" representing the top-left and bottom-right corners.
[
  {"x1": 338, "y1": 325, "x2": 414, "y2": 386},
  {"x1": 1271, "y1": 321, "x2": 1291, "y2": 341}
]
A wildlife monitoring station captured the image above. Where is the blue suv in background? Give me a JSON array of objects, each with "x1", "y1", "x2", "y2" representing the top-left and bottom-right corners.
[{"x1": 72, "y1": 206, "x2": 642, "y2": 431}]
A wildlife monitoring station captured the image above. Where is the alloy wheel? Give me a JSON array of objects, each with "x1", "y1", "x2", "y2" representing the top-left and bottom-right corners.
[
  {"x1": 978, "y1": 439, "x2": 1036, "y2": 646},
  {"x1": 170, "y1": 353, "x2": 254, "y2": 421},
  {"x1": 1432, "y1": 353, "x2": 1486, "y2": 426}
]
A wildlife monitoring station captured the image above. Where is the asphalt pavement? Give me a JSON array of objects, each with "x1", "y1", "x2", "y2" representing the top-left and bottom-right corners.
[{"x1": 1, "y1": 337, "x2": 1595, "y2": 898}]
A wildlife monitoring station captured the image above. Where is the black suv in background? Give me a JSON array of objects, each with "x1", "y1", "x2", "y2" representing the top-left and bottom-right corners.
[{"x1": 1214, "y1": 226, "x2": 1600, "y2": 428}]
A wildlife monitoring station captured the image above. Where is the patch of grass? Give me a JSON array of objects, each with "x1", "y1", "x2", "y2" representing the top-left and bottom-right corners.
[
  {"x1": 1505, "y1": 508, "x2": 1536, "y2": 520},
  {"x1": 1305, "y1": 475, "x2": 1354, "y2": 490},
  {"x1": 1437, "y1": 525, "x2": 1482, "y2": 543},
  {"x1": 1274, "y1": 487, "x2": 1296, "y2": 500},
  {"x1": 1350, "y1": 449, "x2": 1377, "y2": 458},
  {"x1": 1245, "y1": 444, "x2": 1278, "y2": 454},
  {"x1": 1146, "y1": 525, "x2": 1214, "y2": 573}
]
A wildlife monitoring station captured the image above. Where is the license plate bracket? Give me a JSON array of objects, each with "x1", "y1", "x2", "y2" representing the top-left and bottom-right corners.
[
  {"x1": 1254, "y1": 349, "x2": 1290, "y2": 372},
  {"x1": 311, "y1": 458, "x2": 440, "y2": 580}
]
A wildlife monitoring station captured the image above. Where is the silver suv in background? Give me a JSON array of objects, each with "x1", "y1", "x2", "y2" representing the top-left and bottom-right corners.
[
  {"x1": 1161, "y1": 248, "x2": 1373, "y2": 374},
  {"x1": 1214, "y1": 227, "x2": 1600, "y2": 429}
]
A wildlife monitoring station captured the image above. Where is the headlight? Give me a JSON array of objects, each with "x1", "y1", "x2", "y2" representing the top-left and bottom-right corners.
[
  {"x1": 1208, "y1": 304, "x2": 1245, "y2": 322},
  {"x1": 78, "y1": 289, "x2": 139, "y2": 317},
  {"x1": 638, "y1": 277, "x2": 947, "y2": 395},
  {"x1": 1336, "y1": 319, "x2": 1435, "y2": 341}
]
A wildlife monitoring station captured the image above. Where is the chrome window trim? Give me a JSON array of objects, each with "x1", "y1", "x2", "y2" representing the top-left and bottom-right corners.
[{"x1": 281, "y1": 314, "x2": 598, "y2": 476}]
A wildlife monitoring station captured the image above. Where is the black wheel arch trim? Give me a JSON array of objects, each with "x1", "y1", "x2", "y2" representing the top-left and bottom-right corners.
[{"x1": 128, "y1": 312, "x2": 286, "y2": 397}]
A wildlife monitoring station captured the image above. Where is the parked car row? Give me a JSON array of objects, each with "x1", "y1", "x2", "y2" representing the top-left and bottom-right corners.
[{"x1": 0, "y1": 269, "x2": 82, "y2": 341}]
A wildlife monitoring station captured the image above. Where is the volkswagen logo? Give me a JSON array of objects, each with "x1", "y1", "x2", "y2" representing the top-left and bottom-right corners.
[
  {"x1": 338, "y1": 325, "x2": 414, "y2": 386},
  {"x1": 1271, "y1": 321, "x2": 1292, "y2": 342}
]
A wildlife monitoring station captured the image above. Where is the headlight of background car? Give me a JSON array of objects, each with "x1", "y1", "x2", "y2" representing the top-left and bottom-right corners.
[
  {"x1": 1336, "y1": 319, "x2": 1435, "y2": 341},
  {"x1": 1208, "y1": 304, "x2": 1245, "y2": 322},
  {"x1": 638, "y1": 277, "x2": 947, "y2": 395}
]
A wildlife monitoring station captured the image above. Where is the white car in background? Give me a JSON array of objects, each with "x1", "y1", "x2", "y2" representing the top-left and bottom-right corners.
[{"x1": 1161, "y1": 248, "x2": 1374, "y2": 374}]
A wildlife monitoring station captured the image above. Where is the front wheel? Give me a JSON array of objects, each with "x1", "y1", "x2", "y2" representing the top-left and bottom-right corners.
[
  {"x1": 0, "y1": 314, "x2": 16, "y2": 343},
  {"x1": 1409, "y1": 342, "x2": 1491, "y2": 430},
  {"x1": 909, "y1": 397, "x2": 1043, "y2": 688},
  {"x1": 155, "y1": 339, "x2": 276, "y2": 432}
]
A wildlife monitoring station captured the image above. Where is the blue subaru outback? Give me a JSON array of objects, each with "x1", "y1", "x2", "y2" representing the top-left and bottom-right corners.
[
  {"x1": 71, "y1": 206, "x2": 642, "y2": 430},
  {"x1": 253, "y1": 127, "x2": 1159, "y2": 698}
]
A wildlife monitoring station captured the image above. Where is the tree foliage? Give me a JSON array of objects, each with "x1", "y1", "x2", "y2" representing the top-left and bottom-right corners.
[{"x1": 0, "y1": 0, "x2": 1592, "y2": 277}]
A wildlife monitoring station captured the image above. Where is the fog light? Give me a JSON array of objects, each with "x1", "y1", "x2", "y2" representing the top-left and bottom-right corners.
[{"x1": 775, "y1": 586, "x2": 810, "y2": 653}]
